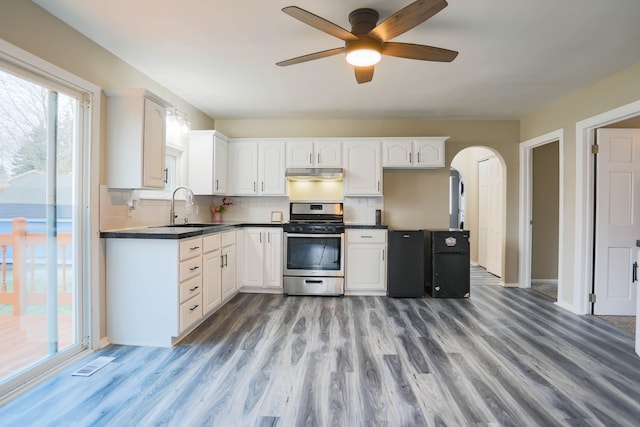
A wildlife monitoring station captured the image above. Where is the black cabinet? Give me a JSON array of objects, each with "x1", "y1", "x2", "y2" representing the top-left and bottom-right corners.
[{"x1": 426, "y1": 230, "x2": 470, "y2": 298}]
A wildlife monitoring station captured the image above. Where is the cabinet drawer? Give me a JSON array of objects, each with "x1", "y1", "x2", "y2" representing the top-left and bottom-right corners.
[
  {"x1": 179, "y1": 275, "x2": 202, "y2": 304},
  {"x1": 221, "y1": 230, "x2": 236, "y2": 247},
  {"x1": 180, "y1": 257, "x2": 202, "y2": 282},
  {"x1": 347, "y1": 229, "x2": 387, "y2": 244},
  {"x1": 203, "y1": 233, "x2": 221, "y2": 253},
  {"x1": 180, "y1": 238, "x2": 202, "y2": 261},
  {"x1": 180, "y1": 294, "x2": 202, "y2": 332}
]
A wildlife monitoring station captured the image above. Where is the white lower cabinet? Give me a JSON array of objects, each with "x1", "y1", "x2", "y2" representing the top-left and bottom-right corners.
[
  {"x1": 202, "y1": 234, "x2": 222, "y2": 313},
  {"x1": 345, "y1": 229, "x2": 387, "y2": 295},
  {"x1": 203, "y1": 231, "x2": 237, "y2": 313},
  {"x1": 106, "y1": 231, "x2": 237, "y2": 348},
  {"x1": 242, "y1": 227, "x2": 283, "y2": 291},
  {"x1": 221, "y1": 231, "x2": 237, "y2": 300}
]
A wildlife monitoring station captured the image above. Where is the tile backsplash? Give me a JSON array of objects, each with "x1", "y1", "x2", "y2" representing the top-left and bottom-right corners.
[
  {"x1": 99, "y1": 185, "x2": 214, "y2": 231},
  {"x1": 99, "y1": 185, "x2": 385, "y2": 231}
]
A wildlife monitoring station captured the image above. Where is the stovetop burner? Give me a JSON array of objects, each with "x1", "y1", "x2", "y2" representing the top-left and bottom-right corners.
[
  {"x1": 283, "y1": 222, "x2": 344, "y2": 234},
  {"x1": 286, "y1": 202, "x2": 344, "y2": 232}
]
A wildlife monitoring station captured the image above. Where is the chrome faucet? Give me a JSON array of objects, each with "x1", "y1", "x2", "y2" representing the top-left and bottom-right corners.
[{"x1": 170, "y1": 186, "x2": 195, "y2": 225}]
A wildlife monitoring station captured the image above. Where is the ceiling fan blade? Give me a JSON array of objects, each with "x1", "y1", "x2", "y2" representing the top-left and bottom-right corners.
[
  {"x1": 276, "y1": 47, "x2": 345, "y2": 66},
  {"x1": 382, "y1": 42, "x2": 458, "y2": 62},
  {"x1": 369, "y1": 0, "x2": 448, "y2": 42},
  {"x1": 354, "y1": 66, "x2": 374, "y2": 84},
  {"x1": 282, "y1": 6, "x2": 359, "y2": 42}
]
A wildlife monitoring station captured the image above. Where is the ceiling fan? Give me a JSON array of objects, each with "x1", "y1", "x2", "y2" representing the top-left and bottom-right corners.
[{"x1": 276, "y1": 0, "x2": 458, "y2": 84}]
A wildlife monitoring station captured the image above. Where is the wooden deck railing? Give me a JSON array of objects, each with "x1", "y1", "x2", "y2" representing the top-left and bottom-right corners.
[{"x1": 0, "y1": 217, "x2": 72, "y2": 315}]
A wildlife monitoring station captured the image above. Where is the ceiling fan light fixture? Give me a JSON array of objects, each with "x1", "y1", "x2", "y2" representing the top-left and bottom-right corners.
[{"x1": 345, "y1": 40, "x2": 381, "y2": 67}]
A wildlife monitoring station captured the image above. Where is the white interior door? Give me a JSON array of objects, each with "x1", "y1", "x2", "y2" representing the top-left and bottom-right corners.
[
  {"x1": 478, "y1": 157, "x2": 503, "y2": 277},
  {"x1": 594, "y1": 128, "x2": 640, "y2": 315}
]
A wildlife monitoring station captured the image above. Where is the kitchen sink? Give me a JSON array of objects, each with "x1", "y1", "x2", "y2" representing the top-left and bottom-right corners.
[{"x1": 151, "y1": 223, "x2": 220, "y2": 228}]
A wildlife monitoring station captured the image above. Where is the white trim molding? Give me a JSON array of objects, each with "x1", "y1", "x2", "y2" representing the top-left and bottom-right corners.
[
  {"x1": 518, "y1": 129, "x2": 565, "y2": 301},
  {"x1": 574, "y1": 100, "x2": 640, "y2": 315}
]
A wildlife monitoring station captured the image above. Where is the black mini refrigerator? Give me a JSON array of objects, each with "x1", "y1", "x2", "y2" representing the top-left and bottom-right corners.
[
  {"x1": 426, "y1": 230, "x2": 470, "y2": 298},
  {"x1": 387, "y1": 230, "x2": 426, "y2": 297}
]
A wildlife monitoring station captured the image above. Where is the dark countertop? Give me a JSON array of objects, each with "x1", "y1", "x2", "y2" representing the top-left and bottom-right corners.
[
  {"x1": 101, "y1": 222, "x2": 388, "y2": 240},
  {"x1": 345, "y1": 224, "x2": 388, "y2": 229},
  {"x1": 100, "y1": 222, "x2": 283, "y2": 240}
]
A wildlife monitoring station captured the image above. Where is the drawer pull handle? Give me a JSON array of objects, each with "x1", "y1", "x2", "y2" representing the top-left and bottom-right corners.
[
  {"x1": 304, "y1": 279, "x2": 323, "y2": 284},
  {"x1": 189, "y1": 285, "x2": 199, "y2": 292},
  {"x1": 189, "y1": 304, "x2": 200, "y2": 312},
  {"x1": 189, "y1": 266, "x2": 200, "y2": 272},
  {"x1": 190, "y1": 246, "x2": 200, "y2": 251},
  {"x1": 361, "y1": 235, "x2": 373, "y2": 238}
]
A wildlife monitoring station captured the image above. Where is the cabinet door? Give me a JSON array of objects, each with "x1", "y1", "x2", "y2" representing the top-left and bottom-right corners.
[
  {"x1": 142, "y1": 98, "x2": 167, "y2": 188},
  {"x1": 316, "y1": 140, "x2": 342, "y2": 167},
  {"x1": 221, "y1": 245, "x2": 236, "y2": 300},
  {"x1": 382, "y1": 140, "x2": 413, "y2": 167},
  {"x1": 346, "y1": 244, "x2": 386, "y2": 291},
  {"x1": 264, "y1": 229, "x2": 283, "y2": 288},
  {"x1": 235, "y1": 229, "x2": 244, "y2": 291},
  {"x1": 343, "y1": 140, "x2": 382, "y2": 196},
  {"x1": 286, "y1": 140, "x2": 314, "y2": 168},
  {"x1": 229, "y1": 141, "x2": 258, "y2": 195},
  {"x1": 213, "y1": 136, "x2": 228, "y2": 194},
  {"x1": 187, "y1": 131, "x2": 214, "y2": 194},
  {"x1": 243, "y1": 229, "x2": 264, "y2": 286},
  {"x1": 202, "y1": 249, "x2": 222, "y2": 313},
  {"x1": 259, "y1": 141, "x2": 286, "y2": 195},
  {"x1": 414, "y1": 139, "x2": 445, "y2": 168}
]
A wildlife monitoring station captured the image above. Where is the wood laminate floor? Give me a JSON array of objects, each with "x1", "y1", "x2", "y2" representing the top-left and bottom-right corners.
[{"x1": 1, "y1": 267, "x2": 639, "y2": 426}]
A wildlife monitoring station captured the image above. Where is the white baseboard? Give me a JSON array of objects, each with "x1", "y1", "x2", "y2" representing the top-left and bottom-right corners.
[{"x1": 531, "y1": 279, "x2": 558, "y2": 285}]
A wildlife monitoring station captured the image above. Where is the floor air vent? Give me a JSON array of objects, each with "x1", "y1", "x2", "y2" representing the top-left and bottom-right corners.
[{"x1": 71, "y1": 356, "x2": 115, "y2": 377}]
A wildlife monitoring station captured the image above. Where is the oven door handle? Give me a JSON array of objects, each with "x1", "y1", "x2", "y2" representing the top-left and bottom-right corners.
[{"x1": 284, "y1": 233, "x2": 344, "y2": 238}]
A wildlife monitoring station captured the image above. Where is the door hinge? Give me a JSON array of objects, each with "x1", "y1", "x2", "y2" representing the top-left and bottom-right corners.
[
  {"x1": 591, "y1": 144, "x2": 599, "y2": 154},
  {"x1": 588, "y1": 293, "x2": 597, "y2": 303}
]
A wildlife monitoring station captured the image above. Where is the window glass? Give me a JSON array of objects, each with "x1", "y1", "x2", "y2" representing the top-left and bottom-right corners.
[{"x1": 0, "y1": 66, "x2": 83, "y2": 384}]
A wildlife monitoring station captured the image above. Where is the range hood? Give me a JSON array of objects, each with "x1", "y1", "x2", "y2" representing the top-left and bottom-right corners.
[{"x1": 285, "y1": 168, "x2": 344, "y2": 182}]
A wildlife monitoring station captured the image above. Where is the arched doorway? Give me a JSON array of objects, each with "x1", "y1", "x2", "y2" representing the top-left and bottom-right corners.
[{"x1": 451, "y1": 147, "x2": 506, "y2": 280}]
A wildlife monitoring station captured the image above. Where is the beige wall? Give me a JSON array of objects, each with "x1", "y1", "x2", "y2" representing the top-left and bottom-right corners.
[
  {"x1": 217, "y1": 119, "x2": 521, "y2": 283},
  {"x1": 531, "y1": 142, "x2": 559, "y2": 281},
  {"x1": 521, "y1": 61, "x2": 640, "y2": 310}
]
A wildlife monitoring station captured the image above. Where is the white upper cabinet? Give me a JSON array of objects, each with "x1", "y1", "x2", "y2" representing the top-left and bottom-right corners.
[
  {"x1": 286, "y1": 139, "x2": 342, "y2": 168},
  {"x1": 106, "y1": 89, "x2": 169, "y2": 189},
  {"x1": 228, "y1": 139, "x2": 286, "y2": 196},
  {"x1": 228, "y1": 140, "x2": 258, "y2": 195},
  {"x1": 259, "y1": 141, "x2": 287, "y2": 195},
  {"x1": 382, "y1": 137, "x2": 448, "y2": 169},
  {"x1": 343, "y1": 140, "x2": 382, "y2": 196},
  {"x1": 188, "y1": 130, "x2": 228, "y2": 195}
]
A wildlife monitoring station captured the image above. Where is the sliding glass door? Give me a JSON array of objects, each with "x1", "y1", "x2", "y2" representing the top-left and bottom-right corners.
[{"x1": 0, "y1": 63, "x2": 86, "y2": 387}]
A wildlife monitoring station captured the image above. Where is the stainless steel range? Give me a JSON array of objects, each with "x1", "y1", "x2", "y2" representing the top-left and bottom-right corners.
[{"x1": 283, "y1": 202, "x2": 345, "y2": 296}]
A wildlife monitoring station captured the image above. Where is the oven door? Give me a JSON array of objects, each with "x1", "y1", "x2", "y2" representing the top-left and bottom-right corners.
[{"x1": 283, "y1": 232, "x2": 344, "y2": 277}]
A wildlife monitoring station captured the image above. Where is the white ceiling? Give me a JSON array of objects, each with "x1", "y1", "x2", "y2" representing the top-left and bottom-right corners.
[{"x1": 34, "y1": 0, "x2": 640, "y2": 120}]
